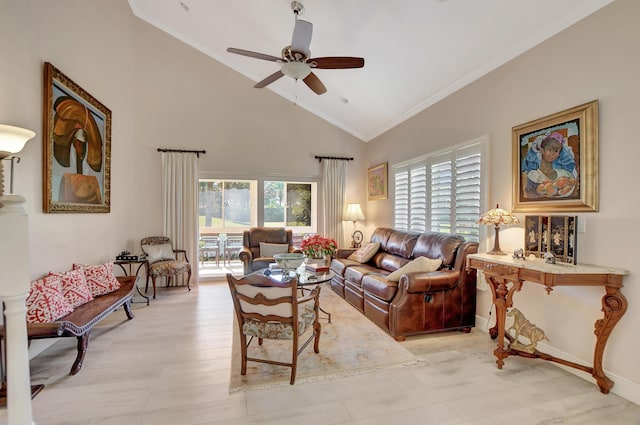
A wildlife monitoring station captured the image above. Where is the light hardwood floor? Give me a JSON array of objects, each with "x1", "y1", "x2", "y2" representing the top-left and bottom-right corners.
[{"x1": 2, "y1": 281, "x2": 639, "y2": 425}]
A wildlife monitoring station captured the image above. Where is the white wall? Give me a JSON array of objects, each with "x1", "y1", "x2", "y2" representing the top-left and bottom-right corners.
[
  {"x1": 0, "y1": 0, "x2": 367, "y2": 280},
  {"x1": 365, "y1": 0, "x2": 640, "y2": 402}
]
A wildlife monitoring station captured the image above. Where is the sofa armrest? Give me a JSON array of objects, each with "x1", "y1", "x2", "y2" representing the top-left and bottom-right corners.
[
  {"x1": 335, "y1": 248, "x2": 357, "y2": 259},
  {"x1": 399, "y1": 270, "x2": 461, "y2": 293}
]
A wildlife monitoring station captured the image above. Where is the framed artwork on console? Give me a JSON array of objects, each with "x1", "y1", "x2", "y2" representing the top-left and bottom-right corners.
[
  {"x1": 512, "y1": 100, "x2": 598, "y2": 213},
  {"x1": 43, "y1": 62, "x2": 111, "y2": 213},
  {"x1": 524, "y1": 215, "x2": 577, "y2": 264},
  {"x1": 368, "y1": 162, "x2": 388, "y2": 200}
]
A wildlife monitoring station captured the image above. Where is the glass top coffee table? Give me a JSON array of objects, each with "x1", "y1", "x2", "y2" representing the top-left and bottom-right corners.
[{"x1": 256, "y1": 267, "x2": 334, "y2": 322}]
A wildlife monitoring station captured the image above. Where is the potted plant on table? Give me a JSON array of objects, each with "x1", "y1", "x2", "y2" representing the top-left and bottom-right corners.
[{"x1": 300, "y1": 235, "x2": 337, "y2": 265}]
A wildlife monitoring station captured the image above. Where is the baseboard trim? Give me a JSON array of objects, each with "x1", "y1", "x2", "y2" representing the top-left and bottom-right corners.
[{"x1": 475, "y1": 314, "x2": 640, "y2": 406}]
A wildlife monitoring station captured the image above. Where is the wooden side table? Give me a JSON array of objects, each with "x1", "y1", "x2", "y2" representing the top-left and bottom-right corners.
[
  {"x1": 114, "y1": 259, "x2": 150, "y2": 306},
  {"x1": 466, "y1": 253, "x2": 628, "y2": 394}
]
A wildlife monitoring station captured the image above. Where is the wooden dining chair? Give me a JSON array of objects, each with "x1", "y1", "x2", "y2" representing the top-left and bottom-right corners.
[{"x1": 226, "y1": 273, "x2": 321, "y2": 384}]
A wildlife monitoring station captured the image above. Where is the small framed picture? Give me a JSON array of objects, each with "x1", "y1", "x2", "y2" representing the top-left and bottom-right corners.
[{"x1": 367, "y1": 162, "x2": 388, "y2": 200}]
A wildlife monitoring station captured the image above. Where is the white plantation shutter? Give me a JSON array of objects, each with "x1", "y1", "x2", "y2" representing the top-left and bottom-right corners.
[
  {"x1": 394, "y1": 162, "x2": 427, "y2": 231},
  {"x1": 393, "y1": 137, "x2": 486, "y2": 242},
  {"x1": 455, "y1": 148, "x2": 482, "y2": 242},
  {"x1": 394, "y1": 165, "x2": 409, "y2": 230},
  {"x1": 430, "y1": 156, "x2": 452, "y2": 234}
]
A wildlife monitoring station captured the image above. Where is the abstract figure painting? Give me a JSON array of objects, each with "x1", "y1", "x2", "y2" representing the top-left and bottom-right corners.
[
  {"x1": 43, "y1": 62, "x2": 111, "y2": 213},
  {"x1": 512, "y1": 101, "x2": 598, "y2": 213}
]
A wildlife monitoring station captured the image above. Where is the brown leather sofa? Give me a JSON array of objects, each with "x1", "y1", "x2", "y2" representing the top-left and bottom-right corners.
[
  {"x1": 238, "y1": 227, "x2": 299, "y2": 275},
  {"x1": 330, "y1": 228, "x2": 478, "y2": 341}
]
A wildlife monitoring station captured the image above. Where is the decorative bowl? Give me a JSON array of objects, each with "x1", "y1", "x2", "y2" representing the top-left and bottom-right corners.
[{"x1": 273, "y1": 252, "x2": 304, "y2": 272}]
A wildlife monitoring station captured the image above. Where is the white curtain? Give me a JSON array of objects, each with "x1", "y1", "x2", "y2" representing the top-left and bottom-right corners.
[
  {"x1": 321, "y1": 159, "x2": 347, "y2": 248},
  {"x1": 161, "y1": 152, "x2": 199, "y2": 280}
]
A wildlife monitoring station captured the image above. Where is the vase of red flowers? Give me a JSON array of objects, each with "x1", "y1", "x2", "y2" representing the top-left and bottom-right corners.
[{"x1": 300, "y1": 235, "x2": 337, "y2": 264}]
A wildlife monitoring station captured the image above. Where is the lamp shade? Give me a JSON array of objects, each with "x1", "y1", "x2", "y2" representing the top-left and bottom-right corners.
[
  {"x1": 344, "y1": 203, "x2": 365, "y2": 222},
  {"x1": 0, "y1": 124, "x2": 36, "y2": 156},
  {"x1": 478, "y1": 204, "x2": 519, "y2": 226}
]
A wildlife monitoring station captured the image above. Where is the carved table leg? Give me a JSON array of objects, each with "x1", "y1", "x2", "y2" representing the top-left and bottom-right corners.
[
  {"x1": 486, "y1": 276, "x2": 522, "y2": 369},
  {"x1": 592, "y1": 286, "x2": 628, "y2": 394}
]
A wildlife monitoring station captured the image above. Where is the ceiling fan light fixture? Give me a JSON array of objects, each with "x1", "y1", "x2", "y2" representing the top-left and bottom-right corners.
[{"x1": 281, "y1": 61, "x2": 311, "y2": 80}]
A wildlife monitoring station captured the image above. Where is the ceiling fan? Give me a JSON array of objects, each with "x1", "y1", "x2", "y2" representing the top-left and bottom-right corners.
[{"x1": 227, "y1": 1, "x2": 364, "y2": 95}]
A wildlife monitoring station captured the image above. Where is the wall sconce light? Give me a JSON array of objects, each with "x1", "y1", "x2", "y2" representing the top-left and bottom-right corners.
[
  {"x1": 343, "y1": 203, "x2": 365, "y2": 248},
  {"x1": 478, "y1": 204, "x2": 520, "y2": 255}
]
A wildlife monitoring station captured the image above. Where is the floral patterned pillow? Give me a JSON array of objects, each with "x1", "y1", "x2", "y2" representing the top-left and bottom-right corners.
[
  {"x1": 73, "y1": 262, "x2": 121, "y2": 296},
  {"x1": 347, "y1": 242, "x2": 381, "y2": 263},
  {"x1": 50, "y1": 268, "x2": 94, "y2": 308},
  {"x1": 26, "y1": 275, "x2": 74, "y2": 323}
]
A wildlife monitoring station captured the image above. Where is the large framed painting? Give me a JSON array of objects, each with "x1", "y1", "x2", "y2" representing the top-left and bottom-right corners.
[
  {"x1": 42, "y1": 62, "x2": 111, "y2": 213},
  {"x1": 512, "y1": 100, "x2": 598, "y2": 213},
  {"x1": 368, "y1": 162, "x2": 388, "y2": 200}
]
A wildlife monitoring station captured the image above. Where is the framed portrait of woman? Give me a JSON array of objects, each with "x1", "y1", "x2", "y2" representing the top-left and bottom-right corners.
[{"x1": 512, "y1": 100, "x2": 598, "y2": 212}]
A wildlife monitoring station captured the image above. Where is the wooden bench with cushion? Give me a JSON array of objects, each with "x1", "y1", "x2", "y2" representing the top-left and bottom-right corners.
[{"x1": 3, "y1": 275, "x2": 137, "y2": 375}]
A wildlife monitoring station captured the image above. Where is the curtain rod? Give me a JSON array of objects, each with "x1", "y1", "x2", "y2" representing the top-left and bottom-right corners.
[
  {"x1": 314, "y1": 155, "x2": 354, "y2": 163},
  {"x1": 157, "y1": 148, "x2": 206, "y2": 158}
]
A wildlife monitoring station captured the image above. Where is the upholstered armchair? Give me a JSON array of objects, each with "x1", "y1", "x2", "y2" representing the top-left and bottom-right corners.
[
  {"x1": 141, "y1": 236, "x2": 191, "y2": 299},
  {"x1": 238, "y1": 227, "x2": 299, "y2": 275},
  {"x1": 226, "y1": 273, "x2": 321, "y2": 384}
]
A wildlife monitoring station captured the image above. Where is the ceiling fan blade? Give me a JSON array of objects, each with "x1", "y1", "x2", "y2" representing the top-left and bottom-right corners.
[
  {"x1": 303, "y1": 72, "x2": 327, "y2": 95},
  {"x1": 310, "y1": 57, "x2": 365, "y2": 69},
  {"x1": 227, "y1": 47, "x2": 283, "y2": 62},
  {"x1": 291, "y1": 19, "x2": 313, "y2": 55},
  {"x1": 254, "y1": 71, "x2": 285, "y2": 88}
]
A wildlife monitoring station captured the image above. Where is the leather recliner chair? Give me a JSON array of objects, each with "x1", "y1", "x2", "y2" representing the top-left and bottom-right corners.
[{"x1": 238, "y1": 227, "x2": 299, "y2": 275}]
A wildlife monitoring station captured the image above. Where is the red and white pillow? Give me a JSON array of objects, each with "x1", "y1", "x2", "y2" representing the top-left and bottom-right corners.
[
  {"x1": 50, "y1": 268, "x2": 94, "y2": 308},
  {"x1": 73, "y1": 262, "x2": 121, "y2": 297},
  {"x1": 26, "y1": 275, "x2": 74, "y2": 324}
]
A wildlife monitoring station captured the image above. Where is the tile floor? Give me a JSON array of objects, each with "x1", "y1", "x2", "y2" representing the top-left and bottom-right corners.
[{"x1": 2, "y1": 281, "x2": 639, "y2": 425}]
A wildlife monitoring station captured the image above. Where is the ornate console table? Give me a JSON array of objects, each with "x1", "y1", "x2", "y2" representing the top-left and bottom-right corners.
[{"x1": 466, "y1": 253, "x2": 628, "y2": 394}]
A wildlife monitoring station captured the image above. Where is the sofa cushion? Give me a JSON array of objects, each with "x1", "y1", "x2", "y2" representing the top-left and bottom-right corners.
[
  {"x1": 386, "y1": 257, "x2": 443, "y2": 282},
  {"x1": 344, "y1": 265, "x2": 387, "y2": 287},
  {"x1": 259, "y1": 242, "x2": 289, "y2": 257},
  {"x1": 412, "y1": 233, "x2": 464, "y2": 268},
  {"x1": 384, "y1": 230, "x2": 420, "y2": 257},
  {"x1": 26, "y1": 275, "x2": 74, "y2": 324},
  {"x1": 362, "y1": 274, "x2": 398, "y2": 302},
  {"x1": 348, "y1": 242, "x2": 380, "y2": 263}
]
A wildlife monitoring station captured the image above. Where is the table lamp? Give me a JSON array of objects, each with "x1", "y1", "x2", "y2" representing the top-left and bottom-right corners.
[
  {"x1": 478, "y1": 204, "x2": 520, "y2": 255},
  {"x1": 0, "y1": 124, "x2": 36, "y2": 424},
  {"x1": 343, "y1": 203, "x2": 365, "y2": 248}
]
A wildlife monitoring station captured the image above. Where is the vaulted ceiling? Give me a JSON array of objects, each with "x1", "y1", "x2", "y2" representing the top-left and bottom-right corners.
[{"x1": 128, "y1": 0, "x2": 614, "y2": 142}]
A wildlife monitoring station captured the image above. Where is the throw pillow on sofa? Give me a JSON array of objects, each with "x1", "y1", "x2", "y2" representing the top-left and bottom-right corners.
[
  {"x1": 348, "y1": 242, "x2": 381, "y2": 263},
  {"x1": 73, "y1": 262, "x2": 121, "y2": 297},
  {"x1": 259, "y1": 242, "x2": 289, "y2": 258},
  {"x1": 51, "y1": 268, "x2": 94, "y2": 308},
  {"x1": 26, "y1": 275, "x2": 74, "y2": 323},
  {"x1": 386, "y1": 256, "x2": 443, "y2": 282}
]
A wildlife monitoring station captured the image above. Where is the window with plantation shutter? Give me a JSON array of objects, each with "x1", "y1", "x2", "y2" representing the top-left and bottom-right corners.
[{"x1": 393, "y1": 137, "x2": 487, "y2": 242}]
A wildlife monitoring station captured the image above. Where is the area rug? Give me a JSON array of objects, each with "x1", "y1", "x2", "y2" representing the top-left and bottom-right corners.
[{"x1": 229, "y1": 286, "x2": 418, "y2": 392}]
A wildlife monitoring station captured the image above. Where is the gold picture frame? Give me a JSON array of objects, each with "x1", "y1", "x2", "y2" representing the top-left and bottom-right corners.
[
  {"x1": 43, "y1": 62, "x2": 111, "y2": 213},
  {"x1": 367, "y1": 162, "x2": 388, "y2": 200},
  {"x1": 512, "y1": 100, "x2": 598, "y2": 213}
]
